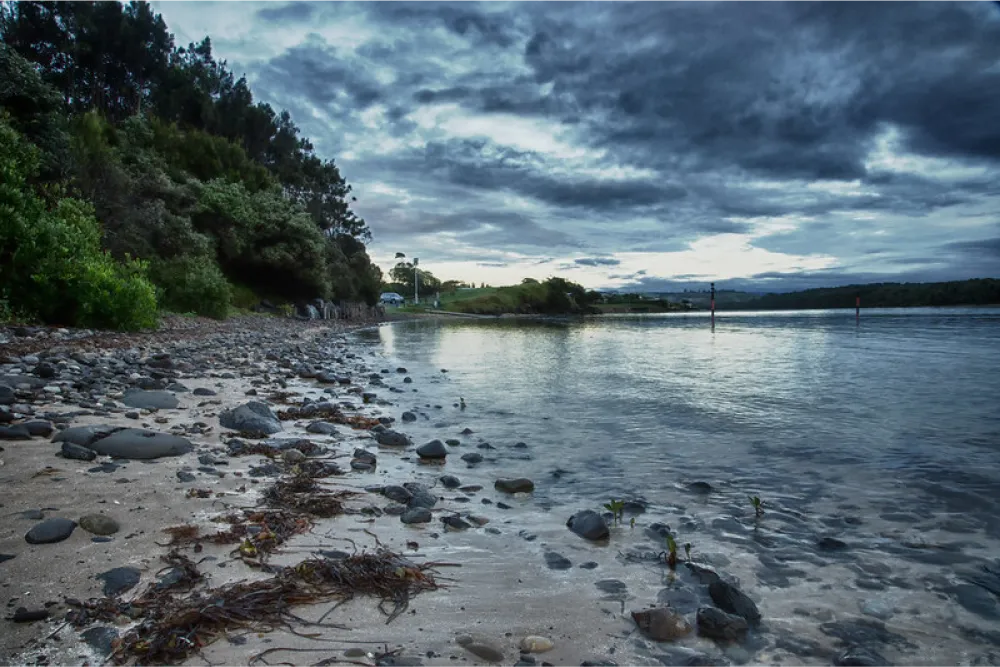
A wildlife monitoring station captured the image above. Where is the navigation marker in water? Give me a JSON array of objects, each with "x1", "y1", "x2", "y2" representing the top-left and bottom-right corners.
[{"x1": 711, "y1": 282, "x2": 716, "y2": 332}]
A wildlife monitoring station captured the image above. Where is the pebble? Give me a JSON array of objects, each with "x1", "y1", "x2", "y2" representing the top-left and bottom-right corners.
[
  {"x1": 495, "y1": 478, "x2": 534, "y2": 493},
  {"x1": 79, "y1": 514, "x2": 120, "y2": 536},
  {"x1": 519, "y1": 636, "x2": 554, "y2": 653},
  {"x1": 25, "y1": 517, "x2": 77, "y2": 544},
  {"x1": 96, "y1": 566, "x2": 141, "y2": 596},
  {"x1": 401, "y1": 508, "x2": 432, "y2": 524}
]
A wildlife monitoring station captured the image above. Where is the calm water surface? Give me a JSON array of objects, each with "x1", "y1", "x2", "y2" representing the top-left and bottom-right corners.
[{"x1": 356, "y1": 308, "x2": 1000, "y2": 664}]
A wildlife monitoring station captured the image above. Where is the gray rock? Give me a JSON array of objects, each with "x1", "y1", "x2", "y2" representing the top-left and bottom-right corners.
[
  {"x1": 445, "y1": 439, "x2": 461, "y2": 446},
  {"x1": 81, "y1": 626, "x2": 119, "y2": 656},
  {"x1": 696, "y1": 607, "x2": 748, "y2": 642},
  {"x1": 632, "y1": 606, "x2": 694, "y2": 641},
  {"x1": 88, "y1": 429, "x2": 193, "y2": 459},
  {"x1": 0, "y1": 554, "x2": 15, "y2": 564},
  {"x1": 687, "y1": 482, "x2": 713, "y2": 493},
  {"x1": 494, "y1": 478, "x2": 534, "y2": 493},
  {"x1": 122, "y1": 389, "x2": 179, "y2": 410},
  {"x1": 0, "y1": 385, "x2": 14, "y2": 405},
  {"x1": 440, "y1": 475, "x2": 462, "y2": 489},
  {"x1": 953, "y1": 583, "x2": 1000, "y2": 618},
  {"x1": 53, "y1": 424, "x2": 119, "y2": 448},
  {"x1": 176, "y1": 470, "x2": 196, "y2": 482},
  {"x1": 544, "y1": 552, "x2": 573, "y2": 570},
  {"x1": 416, "y1": 439, "x2": 447, "y2": 459},
  {"x1": 306, "y1": 421, "x2": 338, "y2": 435},
  {"x1": 283, "y1": 448, "x2": 306, "y2": 464},
  {"x1": 353, "y1": 449, "x2": 377, "y2": 464},
  {"x1": 79, "y1": 514, "x2": 119, "y2": 536},
  {"x1": 25, "y1": 518, "x2": 77, "y2": 544},
  {"x1": 401, "y1": 507, "x2": 432, "y2": 524},
  {"x1": 383, "y1": 485, "x2": 413, "y2": 504},
  {"x1": 567, "y1": 510, "x2": 610, "y2": 541},
  {"x1": 404, "y1": 482, "x2": 438, "y2": 509},
  {"x1": 192, "y1": 387, "x2": 217, "y2": 396},
  {"x1": 97, "y1": 566, "x2": 141, "y2": 596},
  {"x1": 219, "y1": 401, "x2": 282, "y2": 435},
  {"x1": 12, "y1": 608, "x2": 49, "y2": 623},
  {"x1": 708, "y1": 580, "x2": 761, "y2": 626},
  {"x1": 442, "y1": 515, "x2": 473, "y2": 530},
  {"x1": 402, "y1": 411, "x2": 417, "y2": 422},
  {"x1": 0, "y1": 425, "x2": 31, "y2": 440},
  {"x1": 461, "y1": 452, "x2": 484, "y2": 464},
  {"x1": 165, "y1": 382, "x2": 190, "y2": 393},
  {"x1": 23, "y1": 420, "x2": 54, "y2": 437},
  {"x1": 60, "y1": 441, "x2": 97, "y2": 461},
  {"x1": 833, "y1": 647, "x2": 892, "y2": 666},
  {"x1": 376, "y1": 429, "x2": 411, "y2": 447},
  {"x1": 459, "y1": 640, "x2": 504, "y2": 663}
]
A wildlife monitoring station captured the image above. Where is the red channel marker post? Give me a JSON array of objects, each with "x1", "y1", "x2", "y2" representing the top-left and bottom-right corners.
[
  {"x1": 711, "y1": 282, "x2": 716, "y2": 331},
  {"x1": 856, "y1": 294, "x2": 860, "y2": 325}
]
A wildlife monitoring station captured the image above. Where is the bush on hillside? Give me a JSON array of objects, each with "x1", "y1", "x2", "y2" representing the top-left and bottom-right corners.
[
  {"x1": 150, "y1": 255, "x2": 232, "y2": 319},
  {"x1": 0, "y1": 117, "x2": 157, "y2": 330}
]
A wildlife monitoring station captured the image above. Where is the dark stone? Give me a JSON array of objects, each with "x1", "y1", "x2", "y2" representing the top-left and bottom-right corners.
[
  {"x1": 59, "y1": 441, "x2": 96, "y2": 461},
  {"x1": 495, "y1": 478, "x2": 534, "y2": 493},
  {"x1": 53, "y1": 424, "x2": 119, "y2": 448},
  {"x1": 88, "y1": 429, "x2": 193, "y2": 459},
  {"x1": 401, "y1": 507, "x2": 432, "y2": 524},
  {"x1": 402, "y1": 411, "x2": 417, "y2": 422},
  {"x1": 580, "y1": 561, "x2": 599, "y2": 570},
  {"x1": 0, "y1": 385, "x2": 13, "y2": 405},
  {"x1": 645, "y1": 522, "x2": 673, "y2": 541},
  {"x1": 623, "y1": 499, "x2": 648, "y2": 514},
  {"x1": 461, "y1": 452, "x2": 484, "y2": 464},
  {"x1": 596, "y1": 579, "x2": 627, "y2": 596},
  {"x1": 696, "y1": 607, "x2": 748, "y2": 642},
  {"x1": 25, "y1": 517, "x2": 76, "y2": 544},
  {"x1": 417, "y1": 439, "x2": 448, "y2": 459},
  {"x1": 446, "y1": 439, "x2": 461, "y2": 446},
  {"x1": 833, "y1": 647, "x2": 892, "y2": 666},
  {"x1": 192, "y1": 387, "x2": 217, "y2": 396},
  {"x1": 954, "y1": 584, "x2": 1000, "y2": 618},
  {"x1": 708, "y1": 580, "x2": 761, "y2": 626},
  {"x1": 34, "y1": 363, "x2": 57, "y2": 379},
  {"x1": 176, "y1": 470, "x2": 196, "y2": 482},
  {"x1": 306, "y1": 421, "x2": 338, "y2": 435},
  {"x1": 12, "y1": 607, "x2": 49, "y2": 623},
  {"x1": 0, "y1": 553, "x2": 15, "y2": 564},
  {"x1": 687, "y1": 482, "x2": 713, "y2": 494},
  {"x1": 377, "y1": 429, "x2": 411, "y2": 447},
  {"x1": 567, "y1": 510, "x2": 609, "y2": 541},
  {"x1": 97, "y1": 566, "x2": 141, "y2": 596},
  {"x1": 461, "y1": 485, "x2": 483, "y2": 492},
  {"x1": 0, "y1": 425, "x2": 31, "y2": 440},
  {"x1": 818, "y1": 536, "x2": 849, "y2": 551},
  {"x1": 632, "y1": 606, "x2": 693, "y2": 641},
  {"x1": 404, "y1": 483, "x2": 437, "y2": 509},
  {"x1": 657, "y1": 587, "x2": 702, "y2": 614},
  {"x1": 353, "y1": 449, "x2": 377, "y2": 464},
  {"x1": 23, "y1": 420, "x2": 54, "y2": 437},
  {"x1": 654, "y1": 647, "x2": 725, "y2": 666},
  {"x1": 81, "y1": 626, "x2": 119, "y2": 656},
  {"x1": 819, "y1": 619, "x2": 915, "y2": 650},
  {"x1": 442, "y1": 516, "x2": 472, "y2": 530},
  {"x1": 219, "y1": 401, "x2": 282, "y2": 435},
  {"x1": 477, "y1": 442, "x2": 495, "y2": 450},
  {"x1": 440, "y1": 475, "x2": 462, "y2": 489},
  {"x1": 122, "y1": 389, "x2": 179, "y2": 410},
  {"x1": 383, "y1": 485, "x2": 413, "y2": 504},
  {"x1": 79, "y1": 514, "x2": 119, "y2": 535},
  {"x1": 544, "y1": 552, "x2": 573, "y2": 570}
]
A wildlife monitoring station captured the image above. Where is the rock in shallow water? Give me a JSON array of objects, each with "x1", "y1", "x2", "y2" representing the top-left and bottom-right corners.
[
  {"x1": 25, "y1": 518, "x2": 77, "y2": 544},
  {"x1": 696, "y1": 606, "x2": 748, "y2": 641},
  {"x1": 219, "y1": 401, "x2": 282, "y2": 435},
  {"x1": 79, "y1": 514, "x2": 120, "y2": 536},
  {"x1": 440, "y1": 474, "x2": 461, "y2": 488},
  {"x1": 494, "y1": 477, "x2": 534, "y2": 493},
  {"x1": 833, "y1": 646, "x2": 892, "y2": 666},
  {"x1": 567, "y1": 510, "x2": 609, "y2": 541},
  {"x1": 417, "y1": 439, "x2": 447, "y2": 459},
  {"x1": 544, "y1": 552, "x2": 572, "y2": 570},
  {"x1": 377, "y1": 429, "x2": 411, "y2": 447},
  {"x1": 632, "y1": 606, "x2": 693, "y2": 641},
  {"x1": 519, "y1": 636, "x2": 554, "y2": 653},
  {"x1": 383, "y1": 485, "x2": 413, "y2": 504},
  {"x1": 401, "y1": 508, "x2": 432, "y2": 524},
  {"x1": 708, "y1": 579, "x2": 761, "y2": 626}
]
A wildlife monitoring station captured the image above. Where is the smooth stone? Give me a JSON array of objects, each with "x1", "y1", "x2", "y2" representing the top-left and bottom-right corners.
[
  {"x1": 580, "y1": 562, "x2": 599, "y2": 570},
  {"x1": 0, "y1": 425, "x2": 31, "y2": 440},
  {"x1": 192, "y1": 387, "x2": 217, "y2": 396},
  {"x1": 461, "y1": 642, "x2": 504, "y2": 663},
  {"x1": 688, "y1": 481, "x2": 713, "y2": 493},
  {"x1": 176, "y1": 470, "x2": 196, "y2": 482},
  {"x1": 79, "y1": 514, "x2": 120, "y2": 536},
  {"x1": 60, "y1": 441, "x2": 97, "y2": 461},
  {"x1": 544, "y1": 552, "x2": 573, "y2": 570},
  {"x1": 442, "y1": 515, "x2": 472, "y2": 530},
  {"x1": 404, "y1": 483, "x2": 437, "y2": 509},
  {"x1": 377, "y1": 429, "x2": 411, "y2": 447},
  {"x1": 519, "y1": 636, "x2": 554, "y2": 653},
  {"x1": 833, "y1": 646, "x2": 892, "y2": 666},
  {"x1": 495, "y1": 478, "x2": 534, "y2": 493},
  {"x1": 445, "y1": 439, "x2": 461, "y2": 446},
  {"x1": 461, "y1": 452, "x2": 484, "y2": 464},
  {"x1": 23, "y1": 420, "x2": 54, "y2": 437},
  {"x1": 440, "y1": 475, "x2": 462, "y2": 489},
  {"x1": 383, "y1": 485, "x2": 413, "y2": 504},
  {"x1": 52, "y1": 424, "x2": 117, "y2": 448},
  {"x1": 417, "y1": 439, "x2": 448, "y2": 459},
  {"x1": 696, "y1": 606, "x2": 748, "y2": 642},
  {"x1": 283, "y1": 448, "x2": 307, "y2": 464},
  {"x1": 0, "y1": 554, "x2": 15, "y2": 564},
  {"x1": 81, "y1": 626, "x2": 119, "y2": 656},
  {"x1": 122, "y1": 389, "x2": 179, "y2": 410},
  {"x1": 596, "y1": 579, "x2": 628, "y2": 597},
  {"x1": 818, "y1": 536, "x2": 849, "y2": 551},
  {"x1": 12, "y1": 607, "x2": 49, "y2": 623},
  {"x1": 97, "y1": 566, "x2": 141, "y2": 596},
  {"x1": 219, "y1": 401, "x2": 282, "y2": 435},
  {"x1": 306, "y1": 421, "x2": 338, "y2": 435},
  {"x1": 632, "y1": 607, "x2": 694, "y2": 641},
  {"x1": 567, "y1": 510, "x2": 610, "y2": 541},
  {"x1": 88, "y1": 429, "x2": 193, "y2": 459},
  {"x1": 402, "y1": 411, "x2": 417, "y2": 422},
  {"x1": 708, "y1": 580, "x2": 761, "y2": 626},
  {"x1": 401, "y1": 508, "x2": 432, "y2": 524},
  {"x1": 25, "y1": 518, "x2": 77, "y2": 544}
]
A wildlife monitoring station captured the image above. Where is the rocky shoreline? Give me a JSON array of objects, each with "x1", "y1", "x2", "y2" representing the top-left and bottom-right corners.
[{"x1": 1, "y1": 315, "x2": 995, "y2": 666}]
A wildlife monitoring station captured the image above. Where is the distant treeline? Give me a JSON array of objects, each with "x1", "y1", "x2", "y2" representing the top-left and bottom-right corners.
[{"x1": 719, "y1": 279, "x2": 1000, "y2": 311}]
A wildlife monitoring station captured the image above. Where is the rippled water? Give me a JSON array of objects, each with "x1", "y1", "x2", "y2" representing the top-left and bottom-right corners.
[{"x1": 356, "y1": 308, "x2": 1000, "y2": 664}]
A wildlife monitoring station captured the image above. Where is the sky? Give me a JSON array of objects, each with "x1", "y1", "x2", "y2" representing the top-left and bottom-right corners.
[{"x1": 152, "y1": 1, "x2": 1000, "y2": 293}]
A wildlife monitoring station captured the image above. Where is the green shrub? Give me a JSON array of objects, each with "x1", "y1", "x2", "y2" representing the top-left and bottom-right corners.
[
  {"x1": 150, "y1": 255, "x2": 232, "y2": 319},
  {"x1": 0, "y1": 116, "x2": 158, "y2": 331},
  {"x1": 229, "y1": 283, "x2": 260, "y2": 311}
]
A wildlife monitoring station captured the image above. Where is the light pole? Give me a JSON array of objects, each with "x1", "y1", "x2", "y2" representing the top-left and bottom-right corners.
[{"x1": 413, "y1": 257, "x2": 419, "y2": 305}]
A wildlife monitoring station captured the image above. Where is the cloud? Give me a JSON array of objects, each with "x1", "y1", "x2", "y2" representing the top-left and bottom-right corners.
[{"x1": 153, "y1": 1, "x2": 1000, "y2": 290}]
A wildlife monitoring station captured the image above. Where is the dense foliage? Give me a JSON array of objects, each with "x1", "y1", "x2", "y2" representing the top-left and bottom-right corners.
[
  {"x1": 723, "y1": 279, "x2": 1000, "y2": 311},
  {"x1": 449, "y1": 277, "x2": 601, "y2": 315},
  {"x1": 0, "y1": 1, "x2": 380, "y2": 327}
]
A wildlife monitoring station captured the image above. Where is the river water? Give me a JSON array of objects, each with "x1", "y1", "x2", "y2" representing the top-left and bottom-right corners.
[{"x1": 352, "y1": 308, "x2": 1000, "y2": 665}]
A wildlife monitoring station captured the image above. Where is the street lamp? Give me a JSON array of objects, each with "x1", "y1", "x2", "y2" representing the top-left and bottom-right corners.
[{"x1": 413, "y1": 257, "x2": 419, "y2": 305}]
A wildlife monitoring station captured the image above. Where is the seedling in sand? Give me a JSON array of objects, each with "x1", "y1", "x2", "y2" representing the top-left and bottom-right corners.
[
  {"x1": 665, "y1": 533, "x2": 678, "y2": 569},
  {"x1": 684, "y1": 542, "x2": 692, "y2": 561},
  {"x1": 749, "y1": 495, "x2": 765, "y2": 517},
  {"x1": 630, "y1": 517, "x2": 636, "y2": 529},
  {"x1": 604, "y1": 499, "x2": 625, "y2": 524}
]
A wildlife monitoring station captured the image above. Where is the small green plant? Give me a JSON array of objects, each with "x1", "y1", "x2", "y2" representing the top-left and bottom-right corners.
[
  {"x1": 630, "y1": 517, "x2": 636, "y2": 529},
  {"x1": 665, "y1": 533, "x2": 678, "y2": 569},
  {"x1": 749, "y1": 495, "x2": 765, "y2": 517},
  {"x1": 684, "y1": 542, "x2": 692, "y2": 561},
  {"x1": 604, "y1": 499, "x2": 625, "y2": 525}
]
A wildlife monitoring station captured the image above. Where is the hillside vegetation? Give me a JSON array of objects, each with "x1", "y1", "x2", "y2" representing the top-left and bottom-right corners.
[
  {"x1": 0, "y1": 2, "x2": 380, "y2": 329},
  {"x1": 722, "y1": 279, "x2": 1000, "y2": 311},
  {"x1": 444, "y1": 278, "x2": 601, "y2": 315}
]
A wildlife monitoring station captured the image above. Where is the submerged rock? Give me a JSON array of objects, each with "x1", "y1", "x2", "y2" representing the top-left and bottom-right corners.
[
  {"x1": 494, "y1": 478, "x2": 534, "y2": 493},
  {"x1": 708, "y1": 579, "x2": 761, "y2": 626},
  {"x1": 632, "y1": 606, "x2": 693, "y2": 642},
  {"x1": 833, "y1": 646, "x2": 892, "y2": 666},
  {"x1": 401, "y1": 508, "x2": 432, "y2": 524},
  {"x1": 440, "y1": 474, "x2": 462, "y2": 489},
  {"x1": 417, "y1": 439, "x2": 447, "y2": 459},
  {"x1": 696, "y1": 606, "x2": 748, "y2": 642},
  {"x1": 544, "y1": 552, "x2": 573, "y2": 570},
  {"x1": 567, "y1": 510, "x2": 609, "y2": 541},
  {"x1": 377, "y1": 430, "x2": 411, "y2": 447}
]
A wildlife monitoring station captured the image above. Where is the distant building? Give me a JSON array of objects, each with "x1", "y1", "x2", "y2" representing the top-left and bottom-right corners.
[{"x1": 379, "y1": 292, "x2": 405, "y2": 306}]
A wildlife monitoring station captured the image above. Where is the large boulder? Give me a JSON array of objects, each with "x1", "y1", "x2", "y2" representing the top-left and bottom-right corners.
[
  {"x1": 567, "y1": 510, "x2": 609, "y2": 541},
  {"x1": 88, "y1": 429, "x2": 193, "y2": 460},
  {"x1": 416, "y1": 439, "x2": 448, "y2": 459},
  {"x1": 696, "y1": 607, "x2": 748, "y2": 642},
  {"x1": 708, "y1": 579, "x2": 761, "y2": 626},
  {"x1": 219, "y1": 401, "x2": 282, "y2": 435},
  {"x1": 53, "y1": 424, "x2": 119, "y2": 448},
  {"x1": 122, "y1": 390, "x2": 178, "y2": 410}
]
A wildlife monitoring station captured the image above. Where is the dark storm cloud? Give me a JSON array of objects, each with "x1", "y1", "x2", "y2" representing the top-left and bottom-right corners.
[
  {"x1": 255, "y1": 2, "x2": 317, "y2": 24},
  {"x1": 574, "y1": 257, "x2": 621, "y2": 267},
  {"x1": 155, "y1": 0, "x2": 1000, "y2": 286}
]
